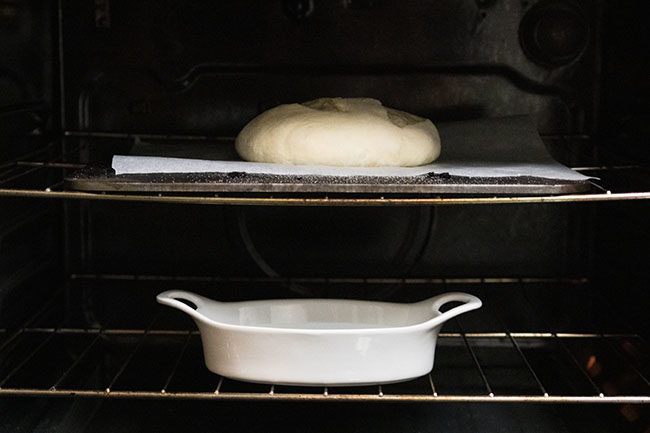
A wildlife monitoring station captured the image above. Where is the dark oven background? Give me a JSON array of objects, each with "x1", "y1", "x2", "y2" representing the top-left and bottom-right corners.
[{"x1": 1, "y1": 1, "x2": 649, "y2": 432}]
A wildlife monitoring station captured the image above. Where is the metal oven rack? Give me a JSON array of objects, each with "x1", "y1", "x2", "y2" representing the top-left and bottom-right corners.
[
  {"x1": 0, "y1": 277, "x2": 648, "y2": 404},
  {"x1": 1, "y1": 133, "x2": 650, "y2": 206}
]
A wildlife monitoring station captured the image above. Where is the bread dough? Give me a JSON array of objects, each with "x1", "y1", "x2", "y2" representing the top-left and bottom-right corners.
[{"x1": 235, "y1": 98, "x2": 440, "y2": 167}]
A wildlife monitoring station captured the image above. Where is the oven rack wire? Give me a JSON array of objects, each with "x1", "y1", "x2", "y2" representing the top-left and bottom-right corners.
[
  {"x1": 0, "y1": 330, "x2": 647, "y2": 403},
  {"x1": 0, "y1": 277, "x2": 648, "y2": 404},
  {"x1": 1, "y1": 134, "x2": 650, "y2": 206}
]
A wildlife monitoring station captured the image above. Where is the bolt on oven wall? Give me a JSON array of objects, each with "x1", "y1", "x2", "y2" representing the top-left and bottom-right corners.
[{"x1": 0, "y1": 1, "x2": 649, "y2": 432}]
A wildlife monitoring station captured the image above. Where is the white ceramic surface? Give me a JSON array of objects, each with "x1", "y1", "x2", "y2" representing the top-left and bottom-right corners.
[{"x1": 156, "y1": 291, "x2": 482, "y2": 386}]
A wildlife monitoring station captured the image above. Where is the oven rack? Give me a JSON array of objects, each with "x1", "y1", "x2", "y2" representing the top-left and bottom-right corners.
[
  {"x1": 1, "y1": 134, "x2": 650, "y2": 206},
  {"x1": 0, "y1": 329, "x2": 647, "y2": 404},
  {"x1": 0, "y1": 277, "x2": 648, "y2": 404}
]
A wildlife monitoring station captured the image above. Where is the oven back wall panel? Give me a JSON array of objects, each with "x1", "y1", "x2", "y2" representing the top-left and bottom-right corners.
[
  {"x1": 75, "y1": 202, "x2": 587, "y2": 279},
  {"x1": 62, "y1": 0, "x2": 602, "y2": 137}
]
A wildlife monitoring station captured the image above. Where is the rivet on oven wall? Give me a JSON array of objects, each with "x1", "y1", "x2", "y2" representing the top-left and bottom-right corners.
[
  {"x1": 95, "y1": 0, "x2": 110, "y2": 29},
  {"x1": 283, "y1": 0, "x2": 314, "y2": 21}
]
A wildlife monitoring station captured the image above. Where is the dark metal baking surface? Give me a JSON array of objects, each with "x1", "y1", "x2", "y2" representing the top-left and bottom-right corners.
[
  {"x1": 65, "y1": 166, "x2": 591, "y2": 195},
  {"x1": 4, "y1": 136, "x2": 650, "y2": 205}
]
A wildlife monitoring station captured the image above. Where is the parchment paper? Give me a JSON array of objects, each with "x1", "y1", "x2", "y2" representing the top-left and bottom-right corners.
[{"x1": 112, "y1": 116, "x2": 590, "y2": 181}]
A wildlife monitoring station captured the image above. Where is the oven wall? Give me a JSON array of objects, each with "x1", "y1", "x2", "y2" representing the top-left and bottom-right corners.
[
  {"x1": 0, "y1": 0, "x2": 61, "y2": 328},
  {"x1": 592, "y1": 0, "x2": 650, "y2": 338},
  {"x1": 62, "y1": 0, "x2": 602, "y2": 148},
  {"x1": 599, "y1": 0, "x2": 650, "y2": 163},
  {"x1": 71, "y1": 201, "x2": 589, "y2": 279}
]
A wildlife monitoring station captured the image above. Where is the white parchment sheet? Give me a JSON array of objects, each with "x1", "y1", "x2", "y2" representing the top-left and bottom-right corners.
[{"x1": 112, "y1": 116, "x2": 590, "y2": 182}]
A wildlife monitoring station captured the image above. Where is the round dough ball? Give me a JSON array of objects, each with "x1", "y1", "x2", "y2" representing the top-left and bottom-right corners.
[{"x1": 235, "y1": 98, "x2": 440, "y2": 167}]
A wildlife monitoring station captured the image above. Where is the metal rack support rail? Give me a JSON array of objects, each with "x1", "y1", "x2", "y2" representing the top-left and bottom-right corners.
[
  {"x1": 2, "y1": 188, "x2": 650, "y2": 206},
  {"x1": 68, "y1": 274, "x2": 591, "y2": 285},
  {"x1": 1, "y1": 279, "x2": 649, "y2": 403},
  {"x1": 0, "y1": 328, "x2": 648, "y2": 403},
  {"x1": 0, "y1": 389, "x2": 647, "y2": 403}
]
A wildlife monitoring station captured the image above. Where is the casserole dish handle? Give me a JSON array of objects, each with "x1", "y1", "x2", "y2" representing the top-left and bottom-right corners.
[
  {"x1": 157, "y1": 290, "x2": 212, "y2": 322},
  {"x1": 423, "y1": 292, "x2": 482, "y2": 328}
]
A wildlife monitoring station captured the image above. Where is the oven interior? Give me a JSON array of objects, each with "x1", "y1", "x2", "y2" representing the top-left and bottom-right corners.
[{"x1": 1, "y1": 1, "x2": 649, "y2": 431}]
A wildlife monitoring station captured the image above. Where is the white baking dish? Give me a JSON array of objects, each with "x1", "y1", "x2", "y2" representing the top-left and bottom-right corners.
[{"x1": 157, "y1": 290, "x2": 481, "y2": 386}]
